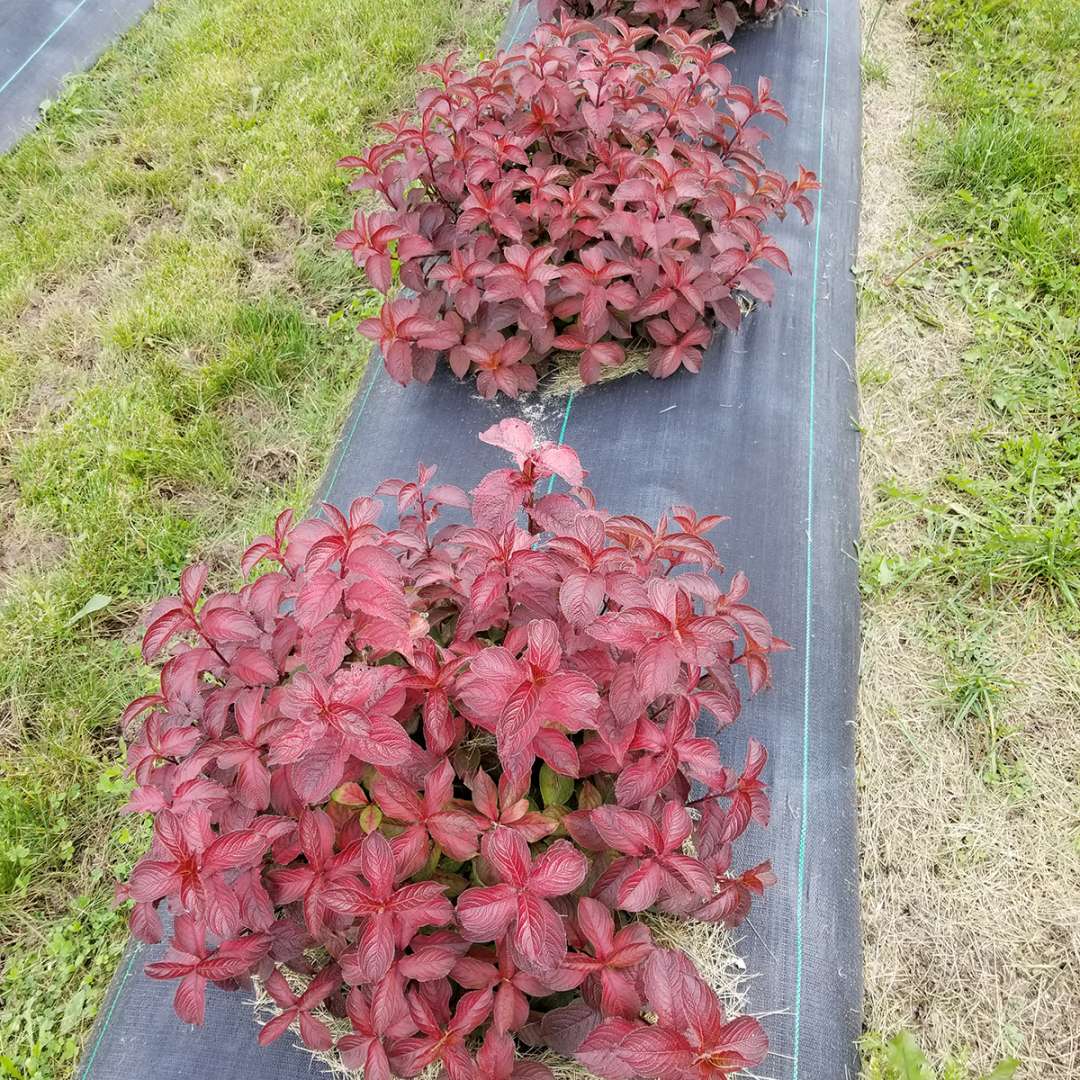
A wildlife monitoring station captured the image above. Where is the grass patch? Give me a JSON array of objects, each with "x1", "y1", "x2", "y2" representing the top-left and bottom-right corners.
[
  {"x1": 856, "y1": 0, "x2": 1080, "y2": 1075},
  {"x1": 862, "y1": 1030, "x2": 1019, "y2": 1079},
  {"x1": 861, "y1": 0, "x2": 1080, "y2": 615},
  {"x1": 0, "y1": 0, "x2": 506, "y2": 1075}
]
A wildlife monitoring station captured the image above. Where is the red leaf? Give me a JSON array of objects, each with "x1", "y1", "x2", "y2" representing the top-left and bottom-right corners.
[
  {"x1": 456, "y1": 884, "x2": 517, "y2": 941},
  {"x1": 559, "y1": 571, "x2": 605, "y2": 628},
  {"x1": 576, "y1": 1018, "x2": 641, "y2": 1080},
  {"x1": 529, "y1": 841, "x2": 588, "y2": 897},
  {"x1": 513, "y1": 890, "x2": 566, "y2": 971},
  {"x1": 200, "y1": 606, "x2": 259, "y2": 644},
  {"x1": 229, "y1": 647, "x2": 278, "y2": 685},
  {"x1": 296, "y1": 572, "x2": 345, "y2": 631}
]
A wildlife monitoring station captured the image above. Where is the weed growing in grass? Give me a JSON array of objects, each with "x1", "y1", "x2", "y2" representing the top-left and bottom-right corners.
[
  {"x1": 861, "y1": 1031, "x2": 1019, "y2": 1080},
  {"x1": 935, "y1": 626, "x2": 1021, "y2": 787},
  {"x1": 0, "y1": 0, "x2": 507, "y2": 1075}
]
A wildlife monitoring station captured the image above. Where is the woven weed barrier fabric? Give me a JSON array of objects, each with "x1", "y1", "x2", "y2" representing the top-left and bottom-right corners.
[
  {"x1": 79, "y1": 1, "x2": 862, "y2": 1076},
  {"x1": 0, "y1": 0, "x2": 154, "y2": 152}
]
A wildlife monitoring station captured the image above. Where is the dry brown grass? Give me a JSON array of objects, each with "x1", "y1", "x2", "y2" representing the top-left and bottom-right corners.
[
  {"x1": 859, "y1": 602, "x2": 1080, "y2": 1076},
  {"x1": 855, "y1": 2, "x2": 1080, "y2": 1076},
  {"x1": 540, "y1": 346, "x2": 651, "y2": 399}
]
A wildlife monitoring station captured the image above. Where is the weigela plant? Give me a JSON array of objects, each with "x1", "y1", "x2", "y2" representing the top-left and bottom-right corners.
[
  {"x1": 335, "y1": 18, "x2": 819, "y2": 396},
  {"x1": 117, "y1": 420, "x2": 786, "y2": 1079},
  {"x1": 537, "y1": 0, "x2": 785, "y2": 39}
]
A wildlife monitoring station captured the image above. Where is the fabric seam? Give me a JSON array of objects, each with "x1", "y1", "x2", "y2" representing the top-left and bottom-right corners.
[{"x1": 791, "y1": 0, "x2": 832, "y2": 1076}]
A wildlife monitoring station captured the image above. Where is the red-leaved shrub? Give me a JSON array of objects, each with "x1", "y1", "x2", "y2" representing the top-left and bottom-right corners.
[
  {"x1": 537, "y1": 0, "x2": 785, "y2": 39},
  {"x1": 335, "y1": 18, "x2": 818, "y2": 396},
  {"x1": 117, "y1": 420, "x2": 786, "y2": 1078}
]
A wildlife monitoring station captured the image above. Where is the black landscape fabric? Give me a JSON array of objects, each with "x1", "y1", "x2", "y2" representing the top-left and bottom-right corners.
[
  {"x1": 0, "y1": 0, "x2": 154, "y2": 152},
  {"x1": 80, "y1": 0, "x2": 862, "y2": 1076}
]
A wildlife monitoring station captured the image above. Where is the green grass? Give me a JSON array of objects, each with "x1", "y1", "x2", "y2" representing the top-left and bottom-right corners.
[
  {"x1": 855, "y1": 0, "x2": 1079, "y2": 1071},
  {"x1": 862, "y1": 1031, "x2": 1019, "y2": 1080},
  {"x1": 860, "y1": 0, "x2": 1080, "y2": 623},
  {"x1": 0, "y1": 0, "x2": 505, "y2": 1075}
]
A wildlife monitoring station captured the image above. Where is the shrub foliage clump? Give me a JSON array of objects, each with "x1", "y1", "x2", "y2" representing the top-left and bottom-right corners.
[
  {"x1": 117, "y1": 421, "x2": 785, "y2": 1078},
  {"x1": 538, "y1": 0, "x2": 786, "y2": 39},
  {"x1": 336, "y1": 18, "x2": 818, "y2": 396}
]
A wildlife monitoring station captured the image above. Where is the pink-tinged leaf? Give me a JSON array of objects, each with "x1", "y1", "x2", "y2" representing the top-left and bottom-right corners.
[
  {"x1": 612, "y1": 178, "x2": 656, "y2": 202},
  {"x1": 142, "y1": 607, "x2": 194, "y2": 662},
  {"x1": 484, "y1": 828, "x2": 532, "y2": 887},
  {"x1": 129, "y1": 901, "x2": 163, "y2": 943},
  {"x1": 598, "y1": 968, "x2": 644, "y2": 1021},
  {"x1": 296, "y1": 572, "x2": 345, "y2": 631},
  {"x1": 737, "y1": 267, "x2": 776, "y2": 303},
  {"x1": 353, "y1": 912, "x2": 396, "y2": 982},
  {"x1": 180, "y1": 564, "x2": 209, "y2": 609},
  {"x1": 479, "y1": 418, "x2": 535, "y2": 460},
  {"x1": 145, "y1": 960, "x2": 195, "y2": 981},
  {"x1": 301, "y1": 616, "x2": 351, "y2": 678},
  {"x1": 635, "y1": 639, "x2": 680, "y2": 703},
  {"x1": 398, "y1": 938, "x2": 468, "y2": 982},
  {"x1": 456, "y1": 884, "x2": 516, "y2": 941},
  {"x1": 451, "y1": 987, "x2": 494, "y2": 1036},
  {"x1": 708, "y1": 1014, "x2": 769, "y2": 1069},
  {"x1": 499, "y1": 682, "x2": 542, "y2": 759},
  {"x1": 128, "y1": 859, "x2": 181, "y2": 903},
  {"x1": 229, "y1": 646, "x2": 278, "y2": 685},
  {"x1": 540, "y1": 1002, "x2": 602, "y2": 1056},
  {"x1": 201, "y1": 874, "x2": 242, "y2": 937},
  {"x1": 360, "y1": 830, "x2": 397, "y2": 894},
  {"x1": 529, "y1": 841, "x2": 587, "y2": 897},
  {"x1": 535, "y1": 444, "x2": 585, "y2": 488},
  {"x1": 614, "y1": 753, "x2": 677, "y2": 808},
  {"x1": 287, "y1": 740, "x2": 345, "y2": 804},
  {"x1": 258, "y1": 1010, "x2": 297, "y2": 1046},
  {"x1": 201, "y1": 829, "x2": 268, "y2": 874},
  {"x1": 200, "y1": 606, "x2": 260, "y2": 644},
  {"x1": 513, "y1": 891, "x2": 566, "y2": 971},
  {"x1": 621, "y1": 1025, "x2": 695, "y2": 1078},
  {"x1": 589, "y1": 807, "x2": 658, "y2": 856},
  {"x1": 663, "y1": 853, "x2": 714, "y2": 897},
  {"x1": 298, "y1": 1011, "x2": 334, "y2": 1051},
  {"x1": 559, "y1": 571, "x2": 605, "y2": 629},
  {"x1": 200, "y1": 933, "x2": 270, "y2": 980},
  {"x1": 472, "y1": 467, "x2": 530, "y2": 531},
  {"x1": 428, "y1": 811, "x2": 480, "y2": 861},
  {"x1": 643, "y1": 949, "x2": 698, "y2": 1032},
  {"x1": 575, "y1": 1018, "x2": 641, "y2": 1080},
  {"x1": 532, "y1": 728, "x2": 580, "y2": 778},
  {"x1": 172, "y1": 971, "x2": 207, "y2": 1026},
  {"x1": 616, "y1": 861, "x2": 664, "y2": 912}
]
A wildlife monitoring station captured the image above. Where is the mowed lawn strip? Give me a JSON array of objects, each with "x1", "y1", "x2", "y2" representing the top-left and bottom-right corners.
[
  {"x1": 0, "y1": 0, "x2": 506, "y2": 1075},
  {"x1": 857, "y1": 0, "x2": 1079, "y2": 1075}
]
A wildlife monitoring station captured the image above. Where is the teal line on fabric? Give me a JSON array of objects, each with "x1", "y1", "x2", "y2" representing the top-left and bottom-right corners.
[
  {"x1": 791, "y1": 0, "x2": 832, "y2": 1076},
  {"x1": 544, "y1": 391, "x2": 576, "y2": 493},
  {"x1": 80, "y1": 943, "x2": 142, "y2": 1078},
  {"x1": 0, "y1": 0, "x2": 94, "y2": 98},
  {"x1": 503, "y1": 0, "x2": 531, "y2": 45},
  {"x1": 321, "y1": 366, "x2": 381, "y2": 504}
]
